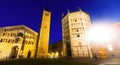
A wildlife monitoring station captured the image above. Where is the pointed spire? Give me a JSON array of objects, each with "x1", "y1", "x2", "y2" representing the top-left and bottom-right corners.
[
  {"x1": 62, "y1": 13, "x2": 64, "y2": 18},
  {"x1": 45, "y1": 6, "x2": 50, "y2": 12},
  {"x1": 78, "y1": 7, "x2": 82, "y2": 11},
  {"x1": 67, "y1": 9, "x2": 70, "y2": 14}
]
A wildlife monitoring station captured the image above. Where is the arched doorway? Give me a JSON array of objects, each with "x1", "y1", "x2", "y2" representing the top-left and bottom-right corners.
[
  {"x1": 9, "y1": 46, "x2": 19, "y2": 59},
  {"x1": 27, "y1": 51, "x2": 31, "y2": 58}
]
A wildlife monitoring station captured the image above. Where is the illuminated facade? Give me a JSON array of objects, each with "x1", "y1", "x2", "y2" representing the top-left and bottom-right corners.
[
  {"x1": 37, "y1": 9, "x2": 51, "y2": 58},
  {"x1": 62, "y1": 10, "x2": 92, "y2": 58},
  {"x1": 0, "y1": 25, "x2": 38, "y2": 59}
]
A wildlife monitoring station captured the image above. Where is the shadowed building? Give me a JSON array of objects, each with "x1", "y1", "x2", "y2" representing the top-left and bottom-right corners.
[
  {"x1": 62, "y1": 9, "x2": 92, "y2": 58},
  {"x1": 37, "y1": 9, "x2": 51, "y2": 58},
  {"x1": 0, "y1": 25, "x2": 38, "y2": 59},
  {"x1": 48, "y1": 40, "x2": 63, "y2": 58}
]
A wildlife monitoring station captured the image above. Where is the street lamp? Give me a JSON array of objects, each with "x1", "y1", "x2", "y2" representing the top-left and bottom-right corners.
[{"x1": 107, "y1": 44, "x2": 113, "y2": 51}]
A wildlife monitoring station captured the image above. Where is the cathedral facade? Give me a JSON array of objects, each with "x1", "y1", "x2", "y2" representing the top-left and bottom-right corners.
[{"x1": 0, "y1": 25, "x2": 38, "y2": 59}]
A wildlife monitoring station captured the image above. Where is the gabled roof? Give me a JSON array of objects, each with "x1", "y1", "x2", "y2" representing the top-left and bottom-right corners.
[
  {"x1": 62, "y1": 10, "x2": 90, "y2": 19},
  {"x1": 0, "y1": 25, "x2": 38, "y2": 36}
]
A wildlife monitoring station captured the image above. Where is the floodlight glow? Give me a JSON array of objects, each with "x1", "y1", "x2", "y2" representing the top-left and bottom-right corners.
[
  {"x1": 87, "y1": 24, "x2": 115, "y2": 43},
  {"x1": 107, "y1": 44, "x2": 113, "y2": 51}
]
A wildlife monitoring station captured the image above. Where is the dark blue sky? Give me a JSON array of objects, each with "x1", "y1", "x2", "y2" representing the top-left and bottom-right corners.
[{"x1": 0, "y1": 0, "x2": 120, "y2": 44}]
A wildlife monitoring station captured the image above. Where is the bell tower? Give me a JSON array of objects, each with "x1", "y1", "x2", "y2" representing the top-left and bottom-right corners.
[{"x1": 37, "y1": 9, "x2": 51, "y2": 58}]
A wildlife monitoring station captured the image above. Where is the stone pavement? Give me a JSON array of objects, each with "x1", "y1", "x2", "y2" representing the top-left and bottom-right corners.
[
  {"x1": 98, "y1": 58, "x2": 120, "y2": 65},
  {"x1": 69, "y1": 58, "x2": 120, "y2": 65}
]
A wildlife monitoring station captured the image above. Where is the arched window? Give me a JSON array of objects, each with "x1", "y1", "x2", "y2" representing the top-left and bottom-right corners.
[
  {"x1": 17, "y1": 32, "x2": 24, "y2": 38},
  {"x1": 3, "y1": 33, "x2": 5, "y2": 36},
  {"x1": 8, "y1": 39, "x2": 10, "y2": 43},
  {"x1": 0, "y1": 39, "x2": 3, "y2": 42}
]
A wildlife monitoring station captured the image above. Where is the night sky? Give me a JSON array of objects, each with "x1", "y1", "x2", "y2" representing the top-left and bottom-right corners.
[{"x1": 0, "y1": 0, "x2": 120, "y2": 44}]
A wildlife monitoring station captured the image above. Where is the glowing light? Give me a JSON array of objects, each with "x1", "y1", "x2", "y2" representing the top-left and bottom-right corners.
[
  {"x1": 107, "y1": 44, "x2": 113, "y2": 51},
  {"x1": 54, "y1": 52, "x2": 59, "y2": 58},
  {"x1": 48, "y1": 52, "x2": 54, "y2": 59},
  {"x1": 48, "y1": 52, "x2": 59, "y2": 58},
  {"x1": 87, "y1": 24, "x2": 115, "y2": 43}
]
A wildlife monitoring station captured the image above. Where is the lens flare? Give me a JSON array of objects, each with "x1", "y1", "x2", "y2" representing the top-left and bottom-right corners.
[{"x1": 87, "y1": 24, "x2": 115, "y2": 43}]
